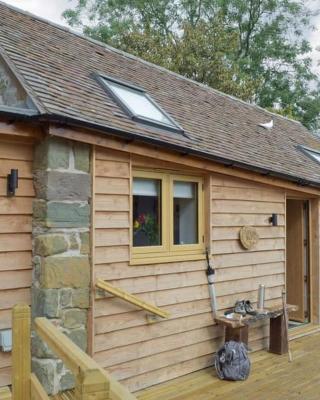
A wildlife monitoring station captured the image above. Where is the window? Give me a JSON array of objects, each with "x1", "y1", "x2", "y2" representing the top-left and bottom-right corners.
[
  {"x1": 131, "y1": 170, "x2": 205, "y2": 264},
  {"x1": 97, "y1": 75, "x2": 183, "y2": 133},
  {"x1": 298, "y1": 145, "x2": 320, "y2": 164}
]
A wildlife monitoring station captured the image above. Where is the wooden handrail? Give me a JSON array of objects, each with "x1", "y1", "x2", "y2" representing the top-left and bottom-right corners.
[
  {"x1": 34, "y1": 317, "x2": 137, "y2": 400},
  {"x1": 34, "y1": 318, "x2": 100, "y2": 375},
  {"x1": 30, "y1": 374, "x2": 50, "y2": 400},
  {"x1": 11, "y1": 305, "x2": 137, "y2": 400},
  {"x1": 96, "y1": 278, "x2": 170, "y2": 319}
]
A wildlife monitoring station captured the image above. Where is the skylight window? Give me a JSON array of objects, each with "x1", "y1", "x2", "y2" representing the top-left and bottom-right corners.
[
  {"x1": 97, "y1": 75, "x2": 183, "y2": 133},
  {"x1": 299, "y1": 145, "x2": 320, "y2": 164}
]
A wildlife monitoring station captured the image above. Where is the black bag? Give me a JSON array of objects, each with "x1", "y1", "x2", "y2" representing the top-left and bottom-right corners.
[{"x1": 215, "y1": 340, "x2": 251, "y2": 381}]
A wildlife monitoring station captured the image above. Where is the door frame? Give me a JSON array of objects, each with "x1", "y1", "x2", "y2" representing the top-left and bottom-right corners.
[{"x1": 285, "y1": 196, "x2": 320, "y2": 325}]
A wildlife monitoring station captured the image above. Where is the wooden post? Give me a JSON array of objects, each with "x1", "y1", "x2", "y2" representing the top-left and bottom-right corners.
[
  {"x1": 12, "y1": 304, "x2": 31, "y2": 400},
  {"x1": 0, "y1": 387, "x2": 12, "y2": 400},
  {"x1": 75, "y1": 369, "x2": 110, "y2": 400}
]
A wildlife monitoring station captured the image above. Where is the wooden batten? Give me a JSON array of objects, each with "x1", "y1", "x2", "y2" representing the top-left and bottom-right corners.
[{"x1": 0, "y1": 119, "x2": 44, "y2": 142}]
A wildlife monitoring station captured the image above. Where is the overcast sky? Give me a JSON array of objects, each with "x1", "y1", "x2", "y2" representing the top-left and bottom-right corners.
[{"x1": 2, "y1": 0, "x2": 320, "y2": 75}]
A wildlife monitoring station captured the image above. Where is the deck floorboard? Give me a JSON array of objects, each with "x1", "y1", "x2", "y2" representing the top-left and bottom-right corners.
[{"x1": 136, "y1": 332, "x2": 320, "y2": 400}]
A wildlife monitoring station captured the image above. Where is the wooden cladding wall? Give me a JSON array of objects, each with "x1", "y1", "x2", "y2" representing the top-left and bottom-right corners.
[
  {"x1": 211, "y1": 175, "x2": 286, "y2": 351},
  {"x1": 0, "y1": 140, "x2": 34, "y2": 386},
  {"x1": 93, "y1": 147, "x2": 286, "y2": 393}
]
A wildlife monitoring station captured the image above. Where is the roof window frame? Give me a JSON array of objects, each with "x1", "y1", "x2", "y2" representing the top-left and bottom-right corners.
[
  {"x1": 95, "y1": 73, "x2": 184, "y2": 134},
  {"x1": 298, "y1": 145, "x2": 320, "y2": 164}
]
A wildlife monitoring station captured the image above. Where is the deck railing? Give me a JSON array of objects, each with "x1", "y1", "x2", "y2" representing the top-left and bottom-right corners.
[{"x1": 0, "y1": 304, "x2": 137, "y2": 400}]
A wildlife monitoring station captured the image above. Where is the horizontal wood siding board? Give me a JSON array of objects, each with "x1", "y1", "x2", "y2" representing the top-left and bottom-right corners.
[
  {"x1": 0, "y1": 178, "x2": 34, "y2": 197},
  {"x1": 0, "y1": 270, "x2": 32, "y2": 290},
  {"x1": 95, "y1": 260, "x2": 206, "y2": 281},
  {"x1": 95, "y1": 299, "x2": 212, "y2": 335},
  {"x1": 95, "y1": 228, "x2": 130, "y2": 247},
  {"x1": 212, "y1": 214, "x2": 285, "y2": 226},
  {"x1": 95, "y1": 160, "x2": 130, "y2": 178},
  {"x1": 0, "y1": 198, "x2": 33, "y2": 215},
  {"x1": 0, "y1": 160, "x2": 32, "y2": 179},
  {"x1": 98, "y1": 271, "x2": 208, "y2": 295},
  {"x1": 0, "y1": 141, "x2": 33, "y2": 160},
  {"x1": 211, "y1": 186, "x2": 285, "y2": 202},
  {"x1": 212, "y1": 200, "x2": 285, "y2": 214},
  {"x1": 212, "y1": 226, "x2": 285, "y2": 240},
  {"x1": 95, "y1": 195, "x2": 129, "y2": 212},
  {"x1": 95, "y1": 212, "x2": 129, "y2": 229},
  {"x1": 212, "y1": 237, "x2": 285, "y2": 254},
  {"x1": 0, "y1": 251, "x2": 32, "y2": 271},
  {"x1": 0, "y1": 233, "x2": 32, "y2": 252},
  {"x1": 95, "y1": 177, "x2": 130, "y2": 195},
  {"x1": 0, "y1": 216, "x2": 32, "y2": 233},
  {"x1": 213, "y1": 249, "x2": 285, "y2": 268}
]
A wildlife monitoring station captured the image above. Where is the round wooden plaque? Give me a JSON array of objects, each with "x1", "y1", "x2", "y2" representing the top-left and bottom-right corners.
[{"x1": 239, "y1": 226, "x2": 259, "y2": 250}]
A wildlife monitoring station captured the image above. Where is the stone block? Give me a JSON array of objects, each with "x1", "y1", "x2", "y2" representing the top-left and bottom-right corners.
[
  {"x1": 60, "y1": 370, "x2": 75, "y2": 392},
  {"x1": 41, "y1": 256, "x2": 90, "y2": 289},
  {"x1": 74, "y1": 143, "x2": 90, "y2": 172},
  {"x1": 34, "y1": 170, "x2": 91, "y2": 201},
  {"x1": 69, "y1": 233, "x2": 79, "y2": 250},
  {"x1": 66, "y1": 327, "x2": 87, "y2": 352},
  {"x1": 80, "y1": 232, "x2": 90, "y2": 254},
  {"x1": 32, "y1": 334, "x2": 57, "y2": 359},
  {"x1": 34, "y1": 201, "x2": 90, "y2": 228},
  {"x1": 60, "y1": 288, "x2": 90, "y2": 309},
  {"x1": 32, "y1": 358, "x2": 58, "y2": 395},
  {"x1": 34, "y1": 234, "x2": 68, "y2": 256},
  {"x1": 62, "y1": 309, "x2": 87, "y2": 329},
  {"x1": 32, "y1": 287, "x2": 60, "y2": 318},
  {"x1": 34, "y1": 137, "x2": 70, "y2": 170}
]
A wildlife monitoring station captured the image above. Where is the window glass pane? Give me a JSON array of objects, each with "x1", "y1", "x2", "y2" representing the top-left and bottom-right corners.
[
  {"x1": 133, "y1": 178, "x2": 161, "y2": 247},
  {"x1": 173, "y1": 181, "x2": 198, "y2": 245},
  {"x1": 107, "y1": 80, "x2": 173, "y2": 125}
]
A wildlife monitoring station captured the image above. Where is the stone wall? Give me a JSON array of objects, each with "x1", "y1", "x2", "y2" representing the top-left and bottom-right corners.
[{"x1": 32, "y1": 137, "x2": 91, "y2": 394}]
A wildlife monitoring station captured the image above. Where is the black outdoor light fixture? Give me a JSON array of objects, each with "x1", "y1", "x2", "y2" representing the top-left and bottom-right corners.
[
  {"x1": 7, "y1": 169, "x2": 18, "y2": 197},
  {"x1": 269, "y1": 213, "x2": 278, "y2": 226}
]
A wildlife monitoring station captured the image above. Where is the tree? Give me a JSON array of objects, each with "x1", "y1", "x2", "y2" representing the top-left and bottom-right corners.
[{"x1": 63, "y1": 0, "x2": 320, "y2": 131}]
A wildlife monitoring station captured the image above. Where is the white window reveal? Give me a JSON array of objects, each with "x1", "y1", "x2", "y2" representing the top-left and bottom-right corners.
[{"x1": 97, "y1": 75, "x2": 183, "y2": 133}]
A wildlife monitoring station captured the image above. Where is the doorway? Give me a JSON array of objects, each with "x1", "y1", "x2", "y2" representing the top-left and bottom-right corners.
[{"x1": 286, "y1": 199, "x2": 310, "y2": 326}]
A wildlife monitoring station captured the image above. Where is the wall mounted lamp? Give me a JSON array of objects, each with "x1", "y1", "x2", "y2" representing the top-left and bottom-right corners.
[
  {"x1": 269, "y1": 213, "x2": 278, "y2": 226},
  {"x1": 7, "y1": 169, "x2": 18, "y2": 197}
]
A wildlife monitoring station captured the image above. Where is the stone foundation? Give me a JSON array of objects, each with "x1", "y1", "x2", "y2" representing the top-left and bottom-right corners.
[{"x1": 32, "y1": 137, "x2": 91, "y2": 394}]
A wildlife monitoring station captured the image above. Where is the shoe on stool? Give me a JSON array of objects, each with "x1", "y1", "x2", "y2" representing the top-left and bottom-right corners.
[{"x1": 234, "y1": 300, "x2": 246, "y2": 315}]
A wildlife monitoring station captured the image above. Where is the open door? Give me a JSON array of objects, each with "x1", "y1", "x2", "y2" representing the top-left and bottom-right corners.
[{"x1": 286, "y1": 199, "x2": 310, "y2": 323}]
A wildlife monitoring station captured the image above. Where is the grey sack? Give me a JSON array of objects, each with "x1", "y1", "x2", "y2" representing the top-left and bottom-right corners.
[{"x1": 215, "y1": 340, "x2": 251, "y2": 381}]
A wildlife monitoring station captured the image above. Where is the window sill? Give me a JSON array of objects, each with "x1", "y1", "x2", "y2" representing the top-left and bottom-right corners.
[{"x1": 130, "y1": 252, "x2": 206, "y2": 266}]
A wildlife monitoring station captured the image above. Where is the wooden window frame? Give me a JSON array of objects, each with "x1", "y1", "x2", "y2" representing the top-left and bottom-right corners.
[{"x1": 130, "y1": 169, "x2": 205, "y2": 265}]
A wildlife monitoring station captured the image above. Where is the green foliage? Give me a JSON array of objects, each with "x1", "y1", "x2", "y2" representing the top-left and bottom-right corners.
[{"x1": 63, "y1": 0, "x2": 320, "y2": 131}]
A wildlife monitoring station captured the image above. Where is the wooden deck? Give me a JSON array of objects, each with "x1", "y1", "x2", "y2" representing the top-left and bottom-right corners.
[
  {"x1": 135, "y1": 331, "x2": 320, "y2": 400},
  {"x1": 51, "y1": 331, "x2": 320, "y2": 400}
]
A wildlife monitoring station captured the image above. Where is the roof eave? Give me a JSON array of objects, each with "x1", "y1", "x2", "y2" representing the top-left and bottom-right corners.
[{"x1": 35, "y1": 112, "x2": 320, "y2": 191}]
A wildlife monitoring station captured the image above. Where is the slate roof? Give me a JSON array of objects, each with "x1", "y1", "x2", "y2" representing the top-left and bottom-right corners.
[{"x1": 0, "y1": 2, "x2": 320, "y2": 187}]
